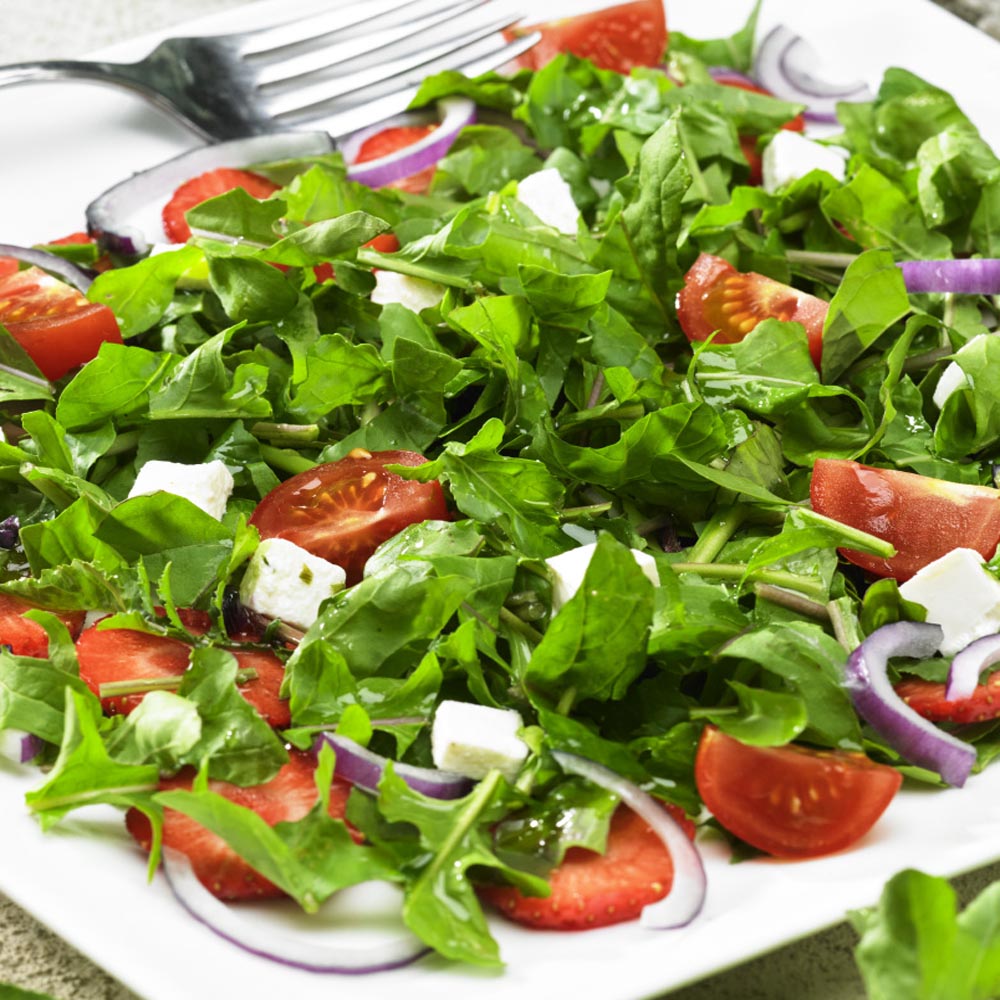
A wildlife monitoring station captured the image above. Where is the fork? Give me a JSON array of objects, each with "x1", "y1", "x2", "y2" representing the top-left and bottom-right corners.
[{"x1": 0, "y1": 0, "x2": 538, "y2": 141}]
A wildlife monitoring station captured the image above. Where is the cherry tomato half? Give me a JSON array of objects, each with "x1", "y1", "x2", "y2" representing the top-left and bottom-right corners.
[
  {"x1": 0, "y1": 265, "x2": 122, "y2": 381},
  {"x1": 249, "y1": 448, "x2": 449, "y2": 585},
  {"x1": 505, "y1": 0, "x2": 667, "y2": 74},
  {"x1": 676, "y1": 252, "x2": 828, "y2": 368},
  {"x1": 810, "y1": 458, "x2": 1000, "y2": 581},
  {"x1": 695, "y1": 725, "x2": 902, "y2": 859}
]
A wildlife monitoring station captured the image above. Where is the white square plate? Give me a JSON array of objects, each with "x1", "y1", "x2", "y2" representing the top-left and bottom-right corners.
[{"x1": 3, "y1": 1, "x2": 1000, "y2": 998}]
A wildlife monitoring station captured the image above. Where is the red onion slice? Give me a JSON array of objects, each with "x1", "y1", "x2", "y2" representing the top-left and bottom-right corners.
[
  {"x1": 946, "y1": 633, "x2": 1000, "y2": 701},
  {"x1": 0, "y1": 243, "x2": 93, "y2": 293},
  {"x1": 551, "y1": 751, "x2": 706, "y2": 930},
  {"x1": 85, "y1": 131, "x2": 336, "y2": 258},
  {"x1": 753, "y1": 25, "x2": 872, "y2": 123},
  {"x1": 316, "y1": 732, "x2": 474, "y2": 799},
  {"x1": 845, "y1": 621, "x2": 976, "y2": 787},
  {"x1": 341, "y1": 97, "x2": 476, "y2": 190},
  {"x1": 162, "y1": 849, "x2": 428, "y2": 974},
  {"x1": 899, "y1": 258, "x2": 1000, "y2": 295}
]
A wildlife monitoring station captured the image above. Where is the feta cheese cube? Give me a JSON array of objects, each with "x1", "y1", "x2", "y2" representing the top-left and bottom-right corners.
[
  {"x1": 370, "y1": 271, "x2": 446, "y2": 313},
  {"x1": 761, "y1": 131, "x2": 848, "y2": 194},
  {"x1": 899, "y1": 547, "x2": 1000, "y2": 656},
  {"x1": 239, "y1": 537, "x2": 346, "y2": 631},
  {"x1": 516, "y1": 168, "x2": 580, "y2": 235},
  {"x1": 932, "y1": 334, "x2": 986, "y2": 409},
  {"x1": 431, "y1": 700, "x2": 528, "y2": 782},
  {"x1": 545, "y1": 541, "x2": 660, "y2": 611},
  {"x1": 127, "y1": 459, "x2": 234, "y2": 521}
]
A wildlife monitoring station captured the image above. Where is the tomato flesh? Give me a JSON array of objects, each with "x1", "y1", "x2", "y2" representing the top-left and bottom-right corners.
[
  {"x1": 506, "y1": 0, "x2": 667, "y2": 74},
  {"x1": 249, "y1": 448, "x2": 449, "y2": 585},
  {"x1": 810, "y1": 458, "x2": 1000, "y2": 581},
  {"x1": 695, "y1": 726, "x2": 902, "y2": 859},
  {"x1": 676, "y1": 252, "x2": 828, "y2": 368},
  {"x1": 162, "y1": 168, "x2": 280, "y2": 243},
  {"x1": 0, "y1": 266, "x2": 122, "y2": 380}
]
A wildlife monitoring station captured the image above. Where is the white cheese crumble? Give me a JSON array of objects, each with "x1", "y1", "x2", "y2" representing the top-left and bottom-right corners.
[
  {"x1": 127, "y1": 459, "x2": 234, "y2": 521},
  {"x1": 516, "y1": 168, "x2": 581, "y2": 235},
  {"x1": 239, "y1": 537, "x2": 346, "y2": 631},
  {"x1": 761, "y1": 131, "x2": 848, "y2": 194},
  {"x1": 370, "y1": 271, "x2": 446, "y2": 313},
  {"x1": 899, "y1": 547, "x2": 1000, "y2": 657},
  {"x1": 932, "y1": 334, "x2": 986, "y2": 410},
  {"x1": 430, "y1": 700, "x2": 528, "y2": 783},
  {"x1": 545, "y1": 541, "x2": 660, "y2": 612}
]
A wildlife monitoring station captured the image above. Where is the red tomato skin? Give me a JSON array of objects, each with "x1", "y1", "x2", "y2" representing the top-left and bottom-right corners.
[
  {"x1": 162, "y1": 168, "x2": 280, "y2": 243},
  {"x1": 0, "y1": 266, "x2": 122, "y2": 380},
  {"x1": 506, "y1": 0, "x2": 667, "y2": 74},
  {"x1": 249, "y1": 449, "x2": 449, "y2": 585},
  {"x1": 695, "y1": 726, "x2": 902, "y2": 859},
  {"x1": 676, "y1": 253, "x2": 827, "y2": 367},
  {"x1": 810, "y1": 458, "x2": 1000, "y2": 581}
]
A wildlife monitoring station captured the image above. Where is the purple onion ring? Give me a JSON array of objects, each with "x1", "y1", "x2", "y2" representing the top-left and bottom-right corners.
[
  {"x1": 341, "y1": 96, "x2": 476, "y2": 190},
  {"x1": 0, "y1": 243, "x2": 93, "y2": 293},
  {"x1": 845, "y1": 621, "x2": 976, "y2": 786},
  {"x1": 315, "y1": 732, "x2": 474, "y2": 800},
  {"x1": 162, "y1": 849, "x2": 428, "y2": 974}
]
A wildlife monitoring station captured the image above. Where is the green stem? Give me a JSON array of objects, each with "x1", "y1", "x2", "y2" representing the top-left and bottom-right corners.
[
  {"x1": 784, "y1": 249, "x2": 858, "y2": 270},
  {"x1": 686, "y1": 505, "x2": 748, "y2": 564},
  {"x1": 672, "y1": 562, "x2": 827, "y2": 601},
  {"x1": 99, "y1": 667, "x2": 258, "y2": 698},
  {"x1": 555, "y1": 685, "x2": 577, "y2": 716},
  {"x1": 827, "y1": 596, "x2": 864, "y2": 652},
  {"x1": 259, "y1": 444, "x2": 318, "y2": 476},
  {"x1": 499, "y1": 606, "x2": 544, "y2": 645},
  {"x1": 753, "y1": 583, "x2": 831, "y2": 621}
]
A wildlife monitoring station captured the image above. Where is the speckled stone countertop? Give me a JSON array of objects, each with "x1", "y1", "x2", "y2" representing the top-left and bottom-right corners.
[{"x1": 1, "y1": 1, "x2": 1000, "y2": 998}]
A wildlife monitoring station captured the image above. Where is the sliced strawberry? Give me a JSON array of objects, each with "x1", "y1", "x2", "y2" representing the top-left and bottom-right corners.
[
  {"x1": 75, "y1": 610, "x2": 290, "y2": 727},
  {"x1": 162, "y1": 168, "x2": 280, "y2": 243},
  {"x1": 481, "y1": 803, "x2": 695, "y2": 930},
  {"x1": 0, "y1": 593, "x2": 85, "y2": 658},
  {"x1": 125, "y1": 751, "x2": 355, "y2": 900},
  {"x1": 896, "y1": 674, "x2": 1000, "y2": 724},
  {"x1": 365, "y1": 233, "x2": 400, "y2": 254}
]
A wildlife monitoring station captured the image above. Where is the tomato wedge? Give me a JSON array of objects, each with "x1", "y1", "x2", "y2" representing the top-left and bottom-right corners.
[
  {"x1": 505, "y1": 0, "x2": 667, "y2": 74},
  {"x1": 676, "y1": 252, "x2": 828, "y2": 368},
  {"x1": 0, "y1": 265, "x2": 122, "y2": 381},
  {"x1": 162, "y1": 167, "x2": 280, "y2": 243},
  {"x1": 248, "y1": 448, "x2": 449, "y2": 585},
  {"x1": 694, "y1": 726, "x2": 902, "y2": 859},
  {"x1": 810, "y1": 458, "x2": 1000, "y2": 581}
]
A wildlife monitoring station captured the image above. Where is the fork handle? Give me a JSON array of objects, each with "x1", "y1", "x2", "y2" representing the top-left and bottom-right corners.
[{"x1": 0, "y1": 59, "x2": 155, "y2": 98}]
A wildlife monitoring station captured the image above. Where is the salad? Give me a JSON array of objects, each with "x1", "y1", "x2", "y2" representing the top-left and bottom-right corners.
[{"x1": 5, "y1": 0, "x2": 1000, "y2": 996}]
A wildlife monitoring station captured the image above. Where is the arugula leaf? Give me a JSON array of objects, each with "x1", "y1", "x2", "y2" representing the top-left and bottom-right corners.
[{"x1": 851, "y1": 869, "x2": 1000, "y2": 1000}]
